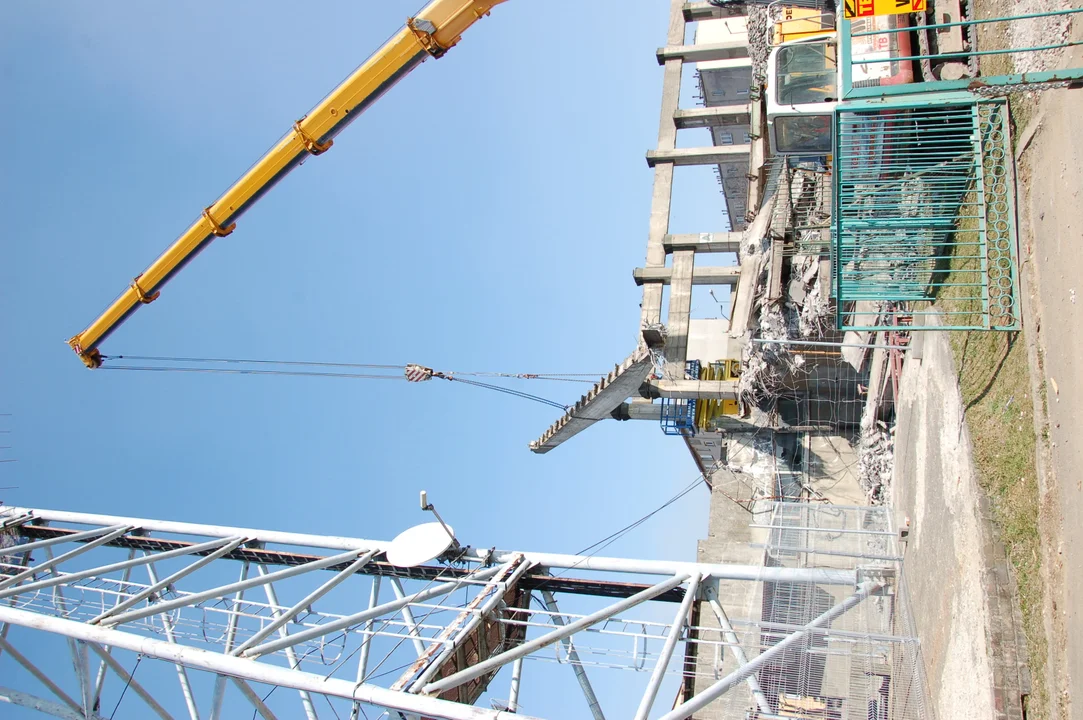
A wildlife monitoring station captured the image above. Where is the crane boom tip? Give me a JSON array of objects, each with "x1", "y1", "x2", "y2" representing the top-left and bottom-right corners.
[{"x1": 68, "y1": 336, "x2": 102, "y2": 369}]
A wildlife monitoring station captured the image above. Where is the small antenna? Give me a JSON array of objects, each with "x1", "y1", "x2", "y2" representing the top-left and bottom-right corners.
[{"x1": 420, "y1": 490, "x2": 456, "y2": 545}]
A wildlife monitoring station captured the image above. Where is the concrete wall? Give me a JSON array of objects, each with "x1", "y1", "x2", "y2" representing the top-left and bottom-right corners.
[
  {"x1": 694, "y1": 17, "x2": 753, "y2": 228},
  {"x1": 688, "y1": 466, "x2": 769, "y2": 719},
  {"x1": 687, "y1": 318, "x2": 740, "y2": 365}
]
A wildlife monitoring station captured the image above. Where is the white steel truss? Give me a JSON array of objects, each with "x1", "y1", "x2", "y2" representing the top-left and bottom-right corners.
[{"x1": 0, "y1": 505, "x2": 909, "y2": 720}]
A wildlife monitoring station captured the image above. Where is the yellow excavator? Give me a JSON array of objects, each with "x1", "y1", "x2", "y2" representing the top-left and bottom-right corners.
[{"x1": 68, "y1": 0, "x2": 507, "y2": 369}]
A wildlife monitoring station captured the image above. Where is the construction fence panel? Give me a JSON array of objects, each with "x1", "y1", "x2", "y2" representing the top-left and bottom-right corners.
[{"x1": 832, "y1": 96, "x2": 1019, "y2": 331}]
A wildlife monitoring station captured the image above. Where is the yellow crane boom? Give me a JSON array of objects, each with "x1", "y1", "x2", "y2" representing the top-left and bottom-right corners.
[{"x1": 69, "y1": 0, "x2": 507, "y2": 368}]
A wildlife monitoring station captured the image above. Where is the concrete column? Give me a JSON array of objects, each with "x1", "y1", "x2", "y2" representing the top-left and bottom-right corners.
[{"x1": 640, "y1": 0, "x2": 686, "y2": 327}]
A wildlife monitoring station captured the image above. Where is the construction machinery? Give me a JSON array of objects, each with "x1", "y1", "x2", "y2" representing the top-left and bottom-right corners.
[
  {"x1": 764, "y1": 5, "x2": 977, "y2": 156},
  {"x1": 68, "y1": 0, "x2": 507, "y2": 369}
]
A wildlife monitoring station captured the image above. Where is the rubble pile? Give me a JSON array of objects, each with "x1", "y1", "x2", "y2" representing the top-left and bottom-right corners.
[
  {"x1": 739, "y1": 299, "x2": 804, "y2": 407},
  {"x1": 857, "y1": 421, "x2": 895, "y2": 504},
  {"x1": 791, "y1": 249, "x2": 832, "y2": 336},
  {"x1": 746, "y1": 6, "x2": 771, "y2": 87}
]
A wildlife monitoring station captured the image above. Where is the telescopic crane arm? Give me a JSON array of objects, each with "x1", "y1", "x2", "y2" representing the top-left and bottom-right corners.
[{"x1": 69, "y1": 0, "x2": 508, "y2": 368}]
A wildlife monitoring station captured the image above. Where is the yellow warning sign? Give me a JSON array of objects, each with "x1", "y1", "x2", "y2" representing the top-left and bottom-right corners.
[{"x1": 843, "y1": 0, "x2": 925, "y2": 19}]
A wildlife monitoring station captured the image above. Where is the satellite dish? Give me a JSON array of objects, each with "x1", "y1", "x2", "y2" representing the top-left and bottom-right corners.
[{"x1": 385, "y1": 522, "x2": 456, "y2": 568}]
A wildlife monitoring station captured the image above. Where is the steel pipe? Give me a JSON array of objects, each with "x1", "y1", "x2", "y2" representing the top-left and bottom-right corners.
[
  {"x1": 634, "y1": 573, "x2": 700, "y2": 720},
  {"x1": 391, "y1": 577, "x2": 429, "y2": 657},
  {"x1": 507, "y1": 658, "x2": 523, "y2": 712},
  {"x1": 0, "y1": 605, "x2": 540, "y2": 720},
  {"x1": 350, "y1": 576, "x2": 381, "y2": 720},
  {"x1": 539, "y1": 591, "x2": 606, "y2": 720},
  {"x1": 211, "y1": 561, "x2": 250, "y2": 720},
  {"x1": 0, "y1": 635, "x2": 82, "y2": 714},
  {"x1": 144, "y1": 559, "x2": 201, "y2": 720},
  {"x1": 92, "y1": 537, "x2": 245, "y2": 623},
  {"x1": 661, "y1": 581, "x2": 883, "y2": 720},
  {"x1": 0, "y1": 536, "x2": 229, "y2": 601},
  {"x1": 87, "y1": 641, "x2": 175, "y2": 720},
  {"x1": 3, "y1": 507, "x2": 857, "y2": 585},
  {"x1": 256, "y1": 564, "x2": 319, "y2": 720},
  {"x1": 248, "y1": 565, "x2": 504, "y2": 659},
  {"x1": 0, "y1": 525, "x2": 132, "y2": 592},
  {"x1": 703, "y1": 586, "x2": 771, "y2": 715},
  {"x1": 0, "y1": 686, "x2": 108, "y2": 720},
  {"x1": 233, "y1": 550, "x2": 377, "y2": 657},
  {"x1": 103, "y1": 548, "x2": 368, "y2": 627},
  {"x1": 425, "y1": 574, "x2": 689, "y2": 696}
]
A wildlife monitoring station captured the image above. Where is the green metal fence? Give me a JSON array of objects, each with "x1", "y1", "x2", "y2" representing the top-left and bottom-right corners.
[
  {"x1": 833, "y1": 97, "x2": 1019, "y2": 331},
  {"x1": 838, "y1": 9, "x2": 1083, "y2": 100}
]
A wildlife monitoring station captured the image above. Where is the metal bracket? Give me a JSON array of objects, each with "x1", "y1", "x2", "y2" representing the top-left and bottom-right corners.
[
  {"x1": 292, "y1": 120, "x2": 333, "y2": 156},
  {"x1": 129, "y1": 275, "x2": 159, "y2": 304},
  {"x1": 407, "y1": 17, "x2": 447, "y2": 58},
  {"x1": 201, "y1": 207, "x2": 236, "y2": 238},
  {"x1": 855, "y1": 564, "x2": 895, "y2": 591}
]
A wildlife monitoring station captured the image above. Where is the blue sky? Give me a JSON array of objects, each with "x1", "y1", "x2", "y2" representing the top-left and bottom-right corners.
[{"x1": 0, "y1": 2, "x2": 733, "y2": 717}]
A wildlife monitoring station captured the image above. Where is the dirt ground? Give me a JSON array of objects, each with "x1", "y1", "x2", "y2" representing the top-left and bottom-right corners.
[{"x1": 1015, "y1": 46, "x2": 1083, "y2": 719}]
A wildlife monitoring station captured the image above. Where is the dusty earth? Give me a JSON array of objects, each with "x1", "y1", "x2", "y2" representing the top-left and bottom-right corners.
[{"x1": 1014, "y1": 41, "x2": 1083, "y2": 720}]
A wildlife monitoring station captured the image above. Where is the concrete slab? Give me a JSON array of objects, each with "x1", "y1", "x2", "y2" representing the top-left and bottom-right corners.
[
  {"x1": 892, "y1": 323, "x2": 1028, "y2": 720},
  {"x1": 529, "y1": 347, "x2": 654, "y2": 454}
]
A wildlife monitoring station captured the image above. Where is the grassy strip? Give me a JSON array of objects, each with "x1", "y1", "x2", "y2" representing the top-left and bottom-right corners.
[
  {"x1": 950, "y1": 327, "x2": 1046, "y2": 719},
  {"x1": 935, "y1": 217, "x2": 1046, "y2": 717}
]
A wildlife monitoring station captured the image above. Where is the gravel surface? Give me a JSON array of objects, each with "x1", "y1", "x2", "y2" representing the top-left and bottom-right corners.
[{"x1": 1008, "y1": 0, "x2": 1072, "y2": 74}]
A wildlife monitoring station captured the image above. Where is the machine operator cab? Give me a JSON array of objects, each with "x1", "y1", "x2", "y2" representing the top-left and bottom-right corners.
[
  {"x1": 766, "y1": 32, "x2": 837, "y2": 158},
  {"x1": 766, "y1": 13, "x2": 915, "y2": 159}
]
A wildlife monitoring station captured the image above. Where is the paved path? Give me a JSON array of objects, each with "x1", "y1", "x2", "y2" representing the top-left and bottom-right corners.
[
  {"x1": 893, "y1": 325, "x2": 1027, "y2": 720},
  {"x1": 1016, "y1": 50, "x2": 1083, "y2": 717}
]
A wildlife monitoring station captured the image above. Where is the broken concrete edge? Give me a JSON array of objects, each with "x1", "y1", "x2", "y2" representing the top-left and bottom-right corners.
[{"x1": 528, "y1": 345, "x2": 655, "y2": 454}]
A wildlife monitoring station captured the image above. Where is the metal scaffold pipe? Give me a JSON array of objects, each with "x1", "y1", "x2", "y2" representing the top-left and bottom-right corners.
[{"x1": 0, "y1": 606, "x2": 540, "y2": 720}]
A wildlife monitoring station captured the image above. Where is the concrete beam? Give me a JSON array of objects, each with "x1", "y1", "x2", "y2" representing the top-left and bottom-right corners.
[
  {"x1": 657, "y1": 41, "x2": 749, "y2": 65},
  {"x1": 745, "y1": 97, "x2": 768, "y2": 225},
  {"x1": 666, "y1": 250, "x2": 695, "y2": 366},
  {"x1": 729, "y1": 172, "x2": 780, "y2": 339},
  {"x1": 646, "y1": 145, "x2": 751, "y2": 168},
  {"x1": 682, "y1": 2, "x2": 746, "y2": 21},
  {"x1": 664, "y1": 233, "x2": 743, "y2": 253},
  {"x1": 646, "y1": 379, "x2": 738, "y2": 400},
  {"x1": 767, "y1": 236, "x2": 785, "y2": 302},
  {"x1": 530, "y1": 347, "x2": 655, "y2": 454},
  {"x1": 633, "y1": 266, "x2": 740, "y2": 286},
  {"x1": 674, "y1": 106, "x2": 751, "y2": 129}
]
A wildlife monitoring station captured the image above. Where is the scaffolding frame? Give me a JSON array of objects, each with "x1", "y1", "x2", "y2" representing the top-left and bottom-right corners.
[{"x1": 0, "y1": 505, "x2": 876, "y2": 720}]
